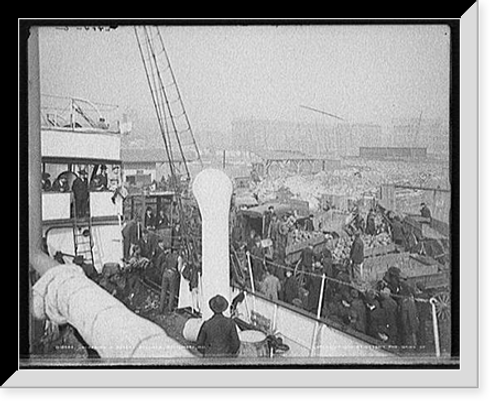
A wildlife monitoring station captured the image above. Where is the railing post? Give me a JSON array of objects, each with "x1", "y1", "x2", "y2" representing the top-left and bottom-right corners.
[
  {"x1": 316, "y1": 272, "x2": 326, "y2": 320},
  {"x1": 309, "y1": 272, "x2": 326, "y2": 358},
  {"x1": 246, "y1": 251, "x2": 256, "y2": 312},
  {"x1": 429, "y1": 297, "x2": 441, "y2": 358}
]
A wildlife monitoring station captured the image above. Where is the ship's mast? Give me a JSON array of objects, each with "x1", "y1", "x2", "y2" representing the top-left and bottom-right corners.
[
  {"x1": 134, "y1": 26, "x2": 203, "y2": 262},
  {"x1": 134, "y1": 26, "x2": 203, "y2": 183}
]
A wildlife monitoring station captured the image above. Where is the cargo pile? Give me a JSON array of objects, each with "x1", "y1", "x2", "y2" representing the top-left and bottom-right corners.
[
  {"x1": 252, "y1": 159, "x2": 448, "y2": 212},
  {"x1": 287, "y1": 229, "x2": 324, "y2": 247},
  {"x1": 328, "y1": 232, "x2": 394, "y2": 262}
]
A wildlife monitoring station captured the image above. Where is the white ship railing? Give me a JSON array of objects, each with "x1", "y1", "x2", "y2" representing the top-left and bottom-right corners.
[{"x1": 41, "y1": 94, "x2": 120, "y2": 133}]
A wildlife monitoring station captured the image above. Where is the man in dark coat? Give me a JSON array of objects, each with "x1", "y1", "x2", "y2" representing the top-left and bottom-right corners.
[
  {"x1": 196, "y1": 294, "x2": 241, "y2": 357},
  {"x1": 304, "y1": 214, "x2": 315, "y2": 232},
  {"x1": 250, "y1": 238, "x2": 266, "y2": 284},
  {"x1": 122, "y1": 214, "x2": 139, "y2": 260},
  {"x1": 398, "y1": 282, "x2": 419, "y2": 349},
  {"x1": 72, "y1": 170, "x2": 89, "y2": 217},
  {"x1": 365, "y1": 209, "x2": 376, "y2": 236},
  {"x1": 139, "y1": 230, "x2": 156, "y2": 260},
  {"x1": 53, "y1": 175, "x2": 70, "y2": 192},
  {"x1": 350, "y1": 230, "x2": 365, "y2": 284},
  {"x1": 171, "y1": 223, "x2": 182, "y2": 250},
  {"x1": 420, "y1": 202, "x2": 432, "y2": 219},
  {"x1": 159, "y1": 250, "x2": 181, "y2": 313},
  {"x1": 299, "y1": 245, "x2": 314, "y2": 273},
  {"x1": 379, "y1": 287, "x2": 399, "y2": 344},
  {"x1": 144, "y1": 206, "x2": 157, "y2": 231},
  {"x1": 282, "y1": 270, "x2": 299, "y2": 304},
  {"x1": 153, "y1": 239, "x2": 168, "y2": 274},
  {"x1": 350, "y1": 289, "x2": 367, "y2": 334},
  {"x1": 263, "y1": 206, "x2": 276, "y2": 239},
  {"x1": 390, "y1": 216, "x2": 406, "y2": 247},
  {"x1": 365, "y1": 290, "x2": 389, "y2": 342}
]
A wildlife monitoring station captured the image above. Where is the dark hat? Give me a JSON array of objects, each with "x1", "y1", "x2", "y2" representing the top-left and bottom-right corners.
[
  {"x1": 209, "y1": 294, "x2": 229, "y2": 313},
  {"x1": 387, "y1": 266, "x2": 402, "y2": 278},
  {"x1": 420, "y1": 202, "x2": 426, "y2": 206}
]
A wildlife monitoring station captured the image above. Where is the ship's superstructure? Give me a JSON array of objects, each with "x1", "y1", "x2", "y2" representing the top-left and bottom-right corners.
[{"x1": 40, "y1": 95, "x2": 125, "y2": 271}]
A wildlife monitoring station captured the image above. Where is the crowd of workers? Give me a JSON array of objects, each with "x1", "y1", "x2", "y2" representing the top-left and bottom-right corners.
[
  {"x1": 42, "y1": 164, "x2": 118, "y2": 218},
  {"x1": 61, "y1": 192, "x2": 437, "y2": 356},
  {"x1": 242, "y1": 203, "x2": 436, "y2": 352}
]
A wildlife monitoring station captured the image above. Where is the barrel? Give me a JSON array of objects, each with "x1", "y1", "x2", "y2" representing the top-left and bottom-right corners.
[{"x1": 238, "y1": 330, "x2": 269, "y2": 358}]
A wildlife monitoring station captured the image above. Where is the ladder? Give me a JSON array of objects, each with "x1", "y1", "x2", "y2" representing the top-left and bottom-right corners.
[{"x1": 72, "y1": 215, "x2": 95, "y2": 266}]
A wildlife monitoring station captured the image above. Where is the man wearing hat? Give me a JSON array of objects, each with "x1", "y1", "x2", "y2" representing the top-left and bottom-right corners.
[
  {"x1": 350, "y1": 230, "x2": 365, "y2": 284},
  {"x1": 72, "y1": 168, "x2": 89, "y2": 217},
  {"x1": 196, "y1": 294, "x2": 241, "y2": 357},
  {"x1": 53, "y1": 175, "x2": 70, "y2": 192},
  {"x1": 420, "y1": 202, "x2": 431, "y2": 219},
  {"x1": 42, "y1": 172, "x2": 52, "y2": 191}
]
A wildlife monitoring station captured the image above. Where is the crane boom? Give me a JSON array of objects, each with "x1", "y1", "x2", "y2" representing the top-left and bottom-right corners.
[{"x1": 299, "y1": 104, "x2": 345, "y2": 121}]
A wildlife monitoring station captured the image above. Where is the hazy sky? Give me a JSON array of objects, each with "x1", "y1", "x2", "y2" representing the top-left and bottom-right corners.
[{"x1": 39, "y1": 24, "x2": 450, "y2": 136}]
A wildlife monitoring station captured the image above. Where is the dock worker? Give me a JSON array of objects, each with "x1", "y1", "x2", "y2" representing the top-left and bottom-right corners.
[
  {"x1": 350, "y1": 229, "x2": 365, "y2": 284},
  {"x1": 122, "y1": 214, "x2": 139, "y2": 260},
  {"x1": 171, "y1": 223, "x2": 183, "y2": 250},
  {"x1": 365, "y1": 209, "x2": 377, "y2": 236},
  {"x1": 350, "y1": 289, "x2": 367, "y2": 334},
  {"x1": 144, "y1": 206, "x2": 157, "y2": 231},
  {"x1": 159, "y1": 249, "x2": 182, "y2": 313},
  {"x1": 299, "y1": 244, "x2": 314, "y2": 274},
  {"x1": 139, "y1": 229, "x2": 156, "y2": 260},
  {"x1": 379, "y1": 287, "x2": 399, "y2": 344},
  {"x1": 398, "y1": 281, "x2": 419, "y2": 349},
  {"x1": 263, "y1": 205, "x2": 276, "y2": 239},
  {"x1": 250, "y1": 236, "x2": 266, "y2": 284},
  {"x1": 157, "y1": 209, "x2": 169, "y2": 229},
  {"x1": 196, "y1": 294, "x2": 241, "y2": 357},
  {"x1": 260, "y1": 269, "x2": 281, "y2": 302},
  {"x1": 420, "y1": 202, "x2": 432, "y2": 219},
  {"x1": 282, "y1": 270, "x2": 300, "y2": 305},
  {"x1": 389, "y1": 215, "x2": 406, "y2": 248}
]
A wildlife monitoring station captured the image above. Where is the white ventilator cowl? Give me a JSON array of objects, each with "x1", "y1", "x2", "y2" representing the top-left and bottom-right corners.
[{"x1": 192, "y1": 168, "x2": 234, "y2": 321}]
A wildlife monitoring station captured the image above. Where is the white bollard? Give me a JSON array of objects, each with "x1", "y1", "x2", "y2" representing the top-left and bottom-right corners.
[{"x1": 192, "y1": 168, "x2": 234, "y2": 321}]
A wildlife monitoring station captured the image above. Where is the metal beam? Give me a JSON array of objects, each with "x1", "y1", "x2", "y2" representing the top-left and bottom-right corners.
[
  {"x1": 394, "y1": 184, "x2": 451, "y2": 193},
  {"x1": 299, "y1": 105, "x2": 345, "y2": 121}
]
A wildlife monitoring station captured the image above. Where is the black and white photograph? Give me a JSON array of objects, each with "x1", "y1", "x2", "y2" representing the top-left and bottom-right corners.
[{"x1": 13, "y1": 14, "x2": 480, "y2": 389}]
